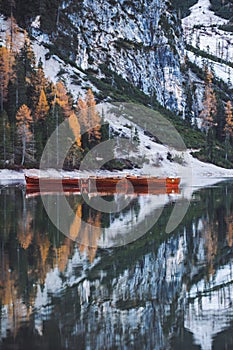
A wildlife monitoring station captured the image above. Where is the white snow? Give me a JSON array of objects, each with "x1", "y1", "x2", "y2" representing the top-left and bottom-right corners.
[
  {"x1": 32, "y1": 41, "x2": 98, "y2": 100},
  {"x1": 0, "y1": 15, "x2": 98, "y2": 101},
  {"x1": 31, "y1": 15, "x2": 40, "y2": 29},
  {"x1": 182, "y1": 0, "x2": 227, "y2": 27},
  {"x1": 187, "y1": 51, "x2": 233, "y2": 85},
  {"x1": 182, "y1": 0, "x2": 233, "y2": 86}
]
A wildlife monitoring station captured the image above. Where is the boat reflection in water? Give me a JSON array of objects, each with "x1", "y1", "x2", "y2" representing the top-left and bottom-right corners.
[
  {"x1": 24, "y1": 174, "x2": 180, "y2": 194},
  {"x1": 1, "y1": 182, "x2": 233, "y2": 349},
  {"x1": 26, "y1": 184, "x2": 180, "y2": 261}
]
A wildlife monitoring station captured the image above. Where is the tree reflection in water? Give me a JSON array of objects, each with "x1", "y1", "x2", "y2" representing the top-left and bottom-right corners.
[{"x1": 0, "y1": 182, "x2": 233, "y2": 349}]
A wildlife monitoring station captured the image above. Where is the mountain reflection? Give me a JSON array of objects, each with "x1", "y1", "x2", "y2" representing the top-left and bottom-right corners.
[{"x1": 0, "y1": 183, "x2": 233, "y2": 349}]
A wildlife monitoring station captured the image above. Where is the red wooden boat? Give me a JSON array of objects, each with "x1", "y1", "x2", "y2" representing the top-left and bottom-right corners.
[
  {"x1": 25, "y1": 174, "x2": 180, "y2": 192},
  {"x1": 165, "y1": 177, "x2": 180, "y2": 187},
  {"x1": 24, "y1": 175, "x2": 80, "y2": 190},
  {"x1": 125, "y1": 175, "x2": 180, "y2": 188}
]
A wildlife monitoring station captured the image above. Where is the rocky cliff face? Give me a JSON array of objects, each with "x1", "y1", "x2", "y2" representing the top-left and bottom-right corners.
[
  {"x1": 35, "y1": 0, "x2": 186, "y2": 112},
  {"x1": 2, "y1": 0, "x2": 232, "y2": 118}
]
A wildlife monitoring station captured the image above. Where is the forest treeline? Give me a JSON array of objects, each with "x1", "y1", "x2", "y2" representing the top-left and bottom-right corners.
[
  {"x1": 1, "y1": 16, "x2": 233, "y2": 169},
  {"x1": 0, "y1": 23, "x2": 108, "y2": 169},
  {"x1": 1, "y1": 0, "x2": 61, "y2": 33}
]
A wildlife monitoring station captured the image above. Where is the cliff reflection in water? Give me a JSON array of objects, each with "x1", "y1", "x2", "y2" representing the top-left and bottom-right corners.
[{"x1": 0, "y1": 183, "x2": 233, "y2": 349}]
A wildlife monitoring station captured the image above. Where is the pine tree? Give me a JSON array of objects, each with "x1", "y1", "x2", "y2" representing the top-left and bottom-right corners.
[
  {"x1": 8, "y1": 14, "x2": 22, "y2": 54},
  {"x1": 8, "y1": 35, "x2": 36, "y2": 113},
  {"x1": 8, "y1": 37, "x2": 35, "y2": 115},
  {"x1": 31, "y1": 59, "x2": 49, "y2": 111},
  {"x1": 0, "y1": 111, "x2": 12, "y2": 165},
  {"x1": 1, "y1": 15, "x2": 21, "y2": 113},
  {"x1": 15, "y1": 104, "x2": 33, "y2": 165},
  {"x1": 13, "y1": 54, "x2": 27, "y2": 108},
  {"x1": 45, "y1": 103, "x2": 66, "y2": 168},
  {"x1": 34, "y1": 89, "x2": 50, "y2": 163},
  {"x1": 21, "y1": 34, "x2": 36, "y2": 83},
  {"x1": 224, "y1": 100, "x2": 233, "y2": 161},
  {"x1": 215, "y1": 97, "x2": 225, "y2": 143}
]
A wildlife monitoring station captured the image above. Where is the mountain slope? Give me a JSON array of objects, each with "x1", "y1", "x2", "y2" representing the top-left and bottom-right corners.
[
  {"x1": 1, "y1": 0, "x2": 233, "y2": 169},
  {"x1": 1, "y1": 0, "x2": 186, "y2": 113},
  {"x1": 182, "y1": 0, "x2": 233, "y2": 110}
]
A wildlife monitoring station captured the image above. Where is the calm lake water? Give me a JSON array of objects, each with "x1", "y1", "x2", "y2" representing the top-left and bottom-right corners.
[{"x1": 0, "y1": 181, "x2": 233, "y2": 350}]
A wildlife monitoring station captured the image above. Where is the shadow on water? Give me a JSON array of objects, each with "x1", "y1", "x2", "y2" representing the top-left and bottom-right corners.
[{"x1": 0, "y1": 181, "x2": 233, "y2": 349}]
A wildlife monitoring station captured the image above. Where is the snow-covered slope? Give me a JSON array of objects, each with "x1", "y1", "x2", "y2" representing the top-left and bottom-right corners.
[
  {"x1": 0, "y1": 15, "x2": 99, "y2": 100},
  {"x1": 1, "y1": 5, "x2": 233, "y2": 186},
  {"x1": 24, "y1": 0, "x2": 186, "y2": 112},
  {"x1": 1, "y1": 103, "x2": 233, "y2": 189},
  {"x1": 182, "y1": 0, "x2": 233, "y2": 86}
]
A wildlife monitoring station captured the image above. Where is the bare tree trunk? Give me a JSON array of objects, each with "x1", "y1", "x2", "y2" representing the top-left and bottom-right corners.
[
  {"x1": 3, "y1": 116, "x2": 6, "y2": 162},
  {"x1": 0, "y1": 76, "x2": 3, "y2": 112},
  {"x1": 56, "y1": 110, "x2": 59, "y2": 167},
  {"x1": 21, "y1": 124, "x2": 26, "y2": 165}
]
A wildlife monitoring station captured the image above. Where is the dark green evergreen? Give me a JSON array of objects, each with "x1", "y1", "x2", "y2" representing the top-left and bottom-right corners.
[
  {"x1": 0, "y1": 111, "x2": 13, "y2": 167},
  {"x1": 170, "y1": 0, "x2": 198, "y2": 18}
]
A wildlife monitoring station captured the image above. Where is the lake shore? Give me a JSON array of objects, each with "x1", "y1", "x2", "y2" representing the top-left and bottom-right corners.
[{"x1": 1, "y1": 154, "x2": 233, "y2": 189}]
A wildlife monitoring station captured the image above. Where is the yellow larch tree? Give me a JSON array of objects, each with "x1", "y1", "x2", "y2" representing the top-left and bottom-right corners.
[
  {"x1": 0, "y1": 15, "x2": 22, "y2": 110},
  {"x1": 199, "y1": 69, "x2": 217, "y2": 161},
  {"x1": 68, "y1": 111, "x2": 81, "y2": 147},
  {"x1": 53, "y1": 81, "x2": 72, "y2": 118},
  {"x1": 34, "y1": 88, "x2": 49, "y2": 120},
  {"x1": 225, "y1": 214, "x2": 233, "y2": 248},
  {"x1": 85, "y1": 88, "x2": 101, "y2": 142},
  {"x1": 224, "y1": 100, "x2": 233, "y2": 161},
  {"x1": 200, "y1": 70, "x2": 217, "y2": 132},
  {"x1": 76, "y1": 97, "x2": 88, "y2": 133},
  {"x1": 0, "y1": 46, "x2": 13, "y2": 111}
]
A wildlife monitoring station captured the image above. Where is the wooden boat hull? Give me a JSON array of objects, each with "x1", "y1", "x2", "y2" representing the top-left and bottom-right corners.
[
  {"x1": 25, "y1": 175, "x2": 180, "y2": 193},
  {"x1": 24, "y1": 175, "x2": 81, "y2": 191},
  {"x1": 125, "y1": 176, "x2": 180, "y2": 188},
  {"x1": 166, "y1": 177, "x2": 180, "y2": 187}
]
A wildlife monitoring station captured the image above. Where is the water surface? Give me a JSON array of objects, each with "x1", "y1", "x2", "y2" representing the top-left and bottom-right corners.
[{"x1": 0, "y1": 182, "x2": 233, "y2": 349}]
